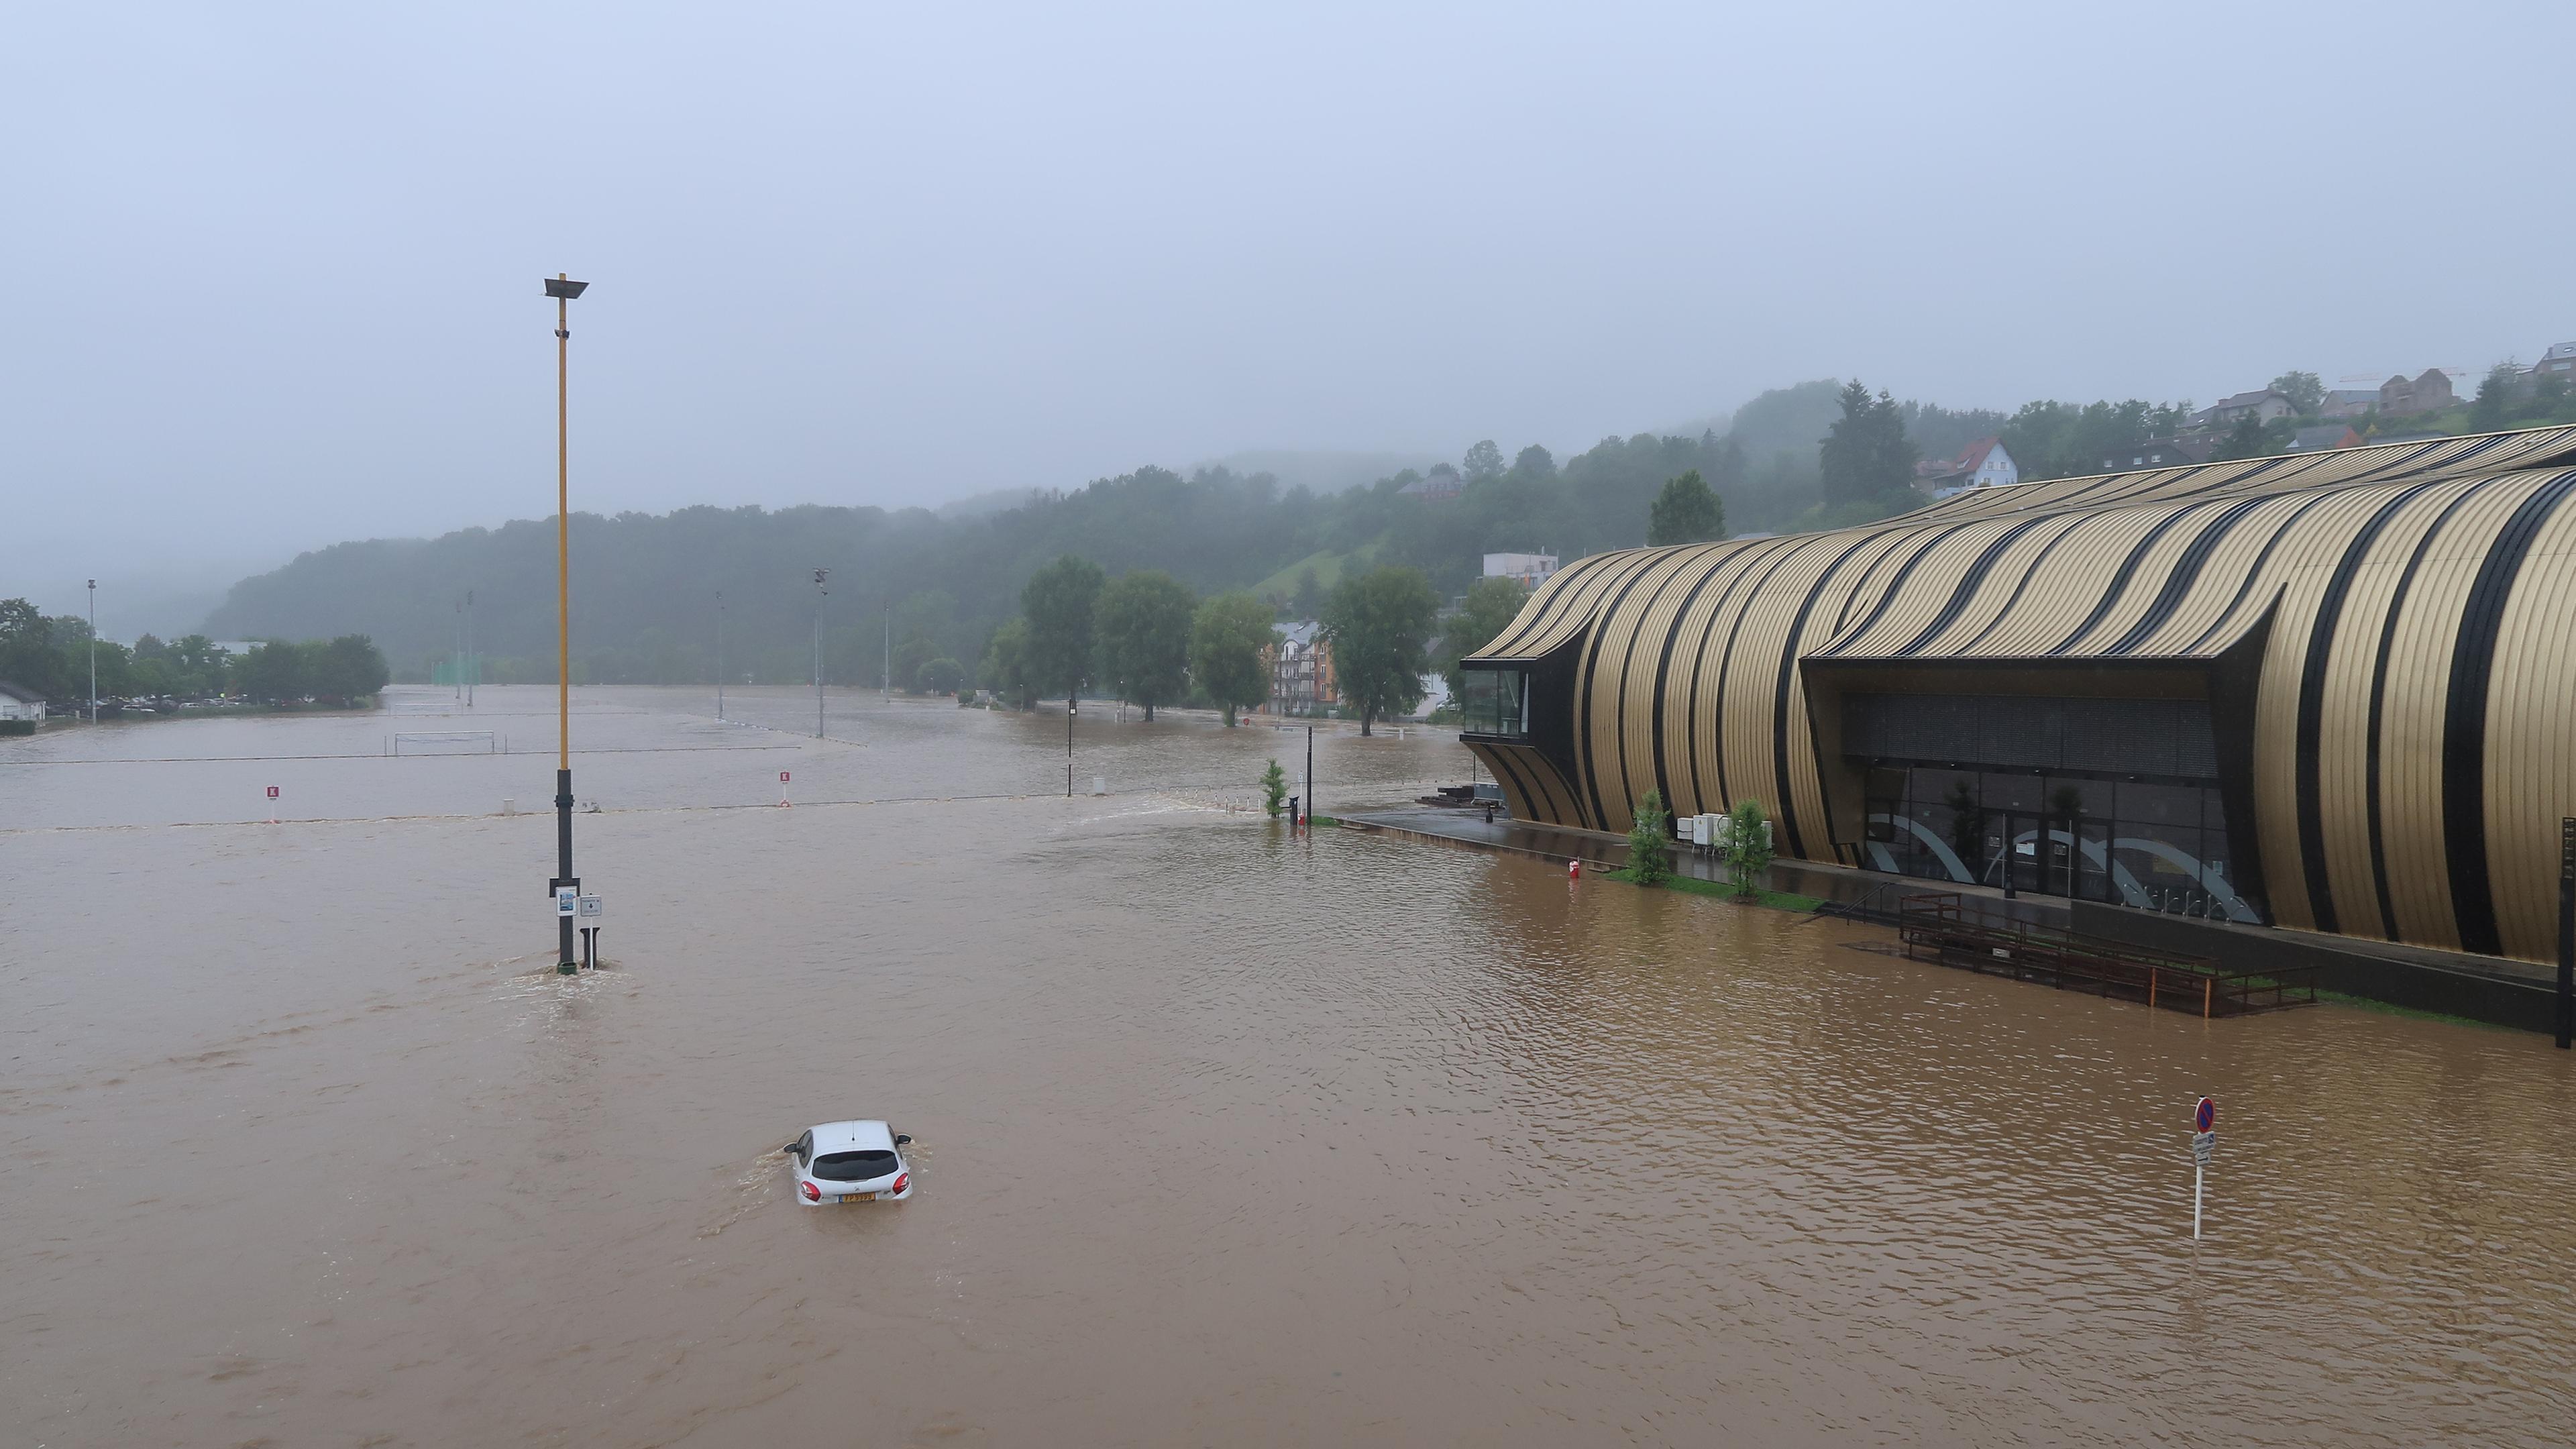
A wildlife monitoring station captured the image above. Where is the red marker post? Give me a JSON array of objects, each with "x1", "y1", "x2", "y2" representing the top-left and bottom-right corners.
[
  {"x1": 779, "y1": 769, "x2": 791, "y2": 808},
  {"x1": 2191, "y1": 1097, "x2": 2217, "y2": 1239},
  {"x1": 266, "y1": 784, "x2": 280, "y2": 825}
]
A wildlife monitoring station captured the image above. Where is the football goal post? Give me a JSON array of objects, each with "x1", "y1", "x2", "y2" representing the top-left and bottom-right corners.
[{"x1": 388, "y1": 731, "x2": 505, "y2": 756}]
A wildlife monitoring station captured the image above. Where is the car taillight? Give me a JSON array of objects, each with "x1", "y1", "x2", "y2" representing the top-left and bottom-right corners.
[
  {"x1": 891, "y1": 1173, "x2": 908, "y2": 1195},
  {"x1": 801, "y1": 1181, "x2": 820, "y2": 1201}
]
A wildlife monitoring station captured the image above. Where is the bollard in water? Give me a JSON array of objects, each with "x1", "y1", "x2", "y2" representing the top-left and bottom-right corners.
[{"x1": 1568, "y1": 859, "x2": 1581, "y2": 879}]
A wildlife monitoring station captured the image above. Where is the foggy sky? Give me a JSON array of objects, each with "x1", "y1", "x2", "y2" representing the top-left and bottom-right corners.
[{"x1": 7, "y1": 1, "x2": 2572, "y2": 633}]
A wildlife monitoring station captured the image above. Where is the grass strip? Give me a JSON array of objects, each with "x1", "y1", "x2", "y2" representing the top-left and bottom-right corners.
[{"x1": 1605, "y1": 867, "x2": 1823, "y2": 913}]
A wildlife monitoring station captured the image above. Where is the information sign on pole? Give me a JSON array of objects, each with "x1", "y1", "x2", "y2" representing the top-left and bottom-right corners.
[
  {"x1": 576, "y1": 895, "x2": 603, "y2": 920},
  {"x1": 2191, "y1": 1096, "x2": 2217, "y2": 1239},
  {"x1": 555, "y1": 886, "x2": 578, "y2": 918}
]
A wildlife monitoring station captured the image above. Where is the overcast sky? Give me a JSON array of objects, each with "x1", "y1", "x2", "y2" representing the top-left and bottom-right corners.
[{"x1": 6, "y1": 1, "x2": 2572, "y2": 631}]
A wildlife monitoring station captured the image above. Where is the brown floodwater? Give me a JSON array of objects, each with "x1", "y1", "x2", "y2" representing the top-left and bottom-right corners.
[{"x1": 5, "y1": 686, "x2": 2575, "y2": 1446}]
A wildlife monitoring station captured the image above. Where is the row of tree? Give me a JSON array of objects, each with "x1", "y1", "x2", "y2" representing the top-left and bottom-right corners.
[
  {"x1": 0, "y1": 598, "x2": 388, "y2": 709},
  {"x1": 975, "y1": 555, "x2": 1462, "y2": 735}
]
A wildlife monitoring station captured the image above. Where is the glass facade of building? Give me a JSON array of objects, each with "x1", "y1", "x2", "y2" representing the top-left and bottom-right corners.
[
  {"x1": 1459, "y1": 667, "x2": 1528, "y2": 738},
  {"x1": 1857, "y1": 765, "x2": 2255, "y2": 920}
]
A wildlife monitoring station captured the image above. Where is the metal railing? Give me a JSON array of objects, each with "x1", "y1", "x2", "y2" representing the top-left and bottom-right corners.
[{"x1": 1893, "y1": 892, "x2": 2315, "y2": 1017}]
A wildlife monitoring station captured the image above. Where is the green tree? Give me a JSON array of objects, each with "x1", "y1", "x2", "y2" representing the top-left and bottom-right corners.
[
  {"x1": 1510, "y1": 444, "x2": 1557, "y2": 480},
  {"x1": 1261, "y1": 759, "x2": 1288, "y2": 817},
  {"x1": 309, "y1": 635, "x2": 390, "y2": 705},
  {"x1": 1321, "y1": 565, "x2": 1438, "y2": 737},
  {"x1": 1020, "y1": 554, "x2": 1105, "y2": 702},
  {"x1": 1095, "y1": 569, "x2": 1196, "y2": 720},
  {"x1": 981, "y1": 618, "x2": 1036, "y2": 710},
  {"x1": 1819, "y1": 380, "x2": 1918, "y2": 506},
  {"x1": 1626, "y1": 788, "x2": 1674, "y2": 886},
  {"x1": 170, "y1": 635, "x2": 230, "y2": 696},
  {"x1": 1646, "y1": 469, "x2": 1725, "y2": 545},
  {"x1": 237, "y1": 640, "x2": 308, "y2": 704},
  {"x1": 0, "y1": 598, "x2": 61, "y2": 700},
  {"x1": 916, "y1": 656, "x2": 965, "y2": 694},
  {"x1": 1435, "y1": 575, "x2": 1529, "y2": 701},
  {"x1": 2471, "y1": 362, "x2": 2521, "y2": 432},
  {"x1": 1723, "y1": 798, "x2": 1774, "y2": 898},
  {"x1": 2269, "y1": 370, "x2": 2324, "y2": 417},
  {"x1": 2214, "y1": 410, "x2": 2269, "y2": 461},
  {"x1": 1291, "y1": 567, "x2": 1326, "y2": 619},
  {"x1": 1189, "y1": 592, "x2": 1278, "y2": 727},
  {"x1": 1462, "y1": 439, "x2": 1506, "y2": 482}
]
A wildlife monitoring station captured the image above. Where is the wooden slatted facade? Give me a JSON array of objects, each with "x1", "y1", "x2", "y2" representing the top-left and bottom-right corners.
[{"x1": 1461, "y1": 425, "x2": 2576, "y2": 965}]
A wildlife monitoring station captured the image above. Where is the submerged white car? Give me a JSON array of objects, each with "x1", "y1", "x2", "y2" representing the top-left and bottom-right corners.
[{"x1": 788, "y1": 1120, "x2": 914, "y2": 1205}]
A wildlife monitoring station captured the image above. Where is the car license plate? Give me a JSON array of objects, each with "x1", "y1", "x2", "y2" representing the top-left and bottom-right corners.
[{"x1": 840, "y1": 1192, "x2": 875, "y2": 1204}]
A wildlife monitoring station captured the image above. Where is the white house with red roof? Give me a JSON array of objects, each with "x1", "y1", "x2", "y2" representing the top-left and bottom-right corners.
[{"x1": 1918, "y1": 437, "x2": 2019, "y2": 498}]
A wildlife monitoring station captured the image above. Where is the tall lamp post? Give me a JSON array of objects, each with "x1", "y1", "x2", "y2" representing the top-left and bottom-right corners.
[
  {"x1": 812, "y1": 568, "x2": 829, "y2": 739},
  {"x1": 545, "y1": 273, "x2": 589, "y2": 975},
  {"x1": 715, "y1": 590, "x2": 725, "y2": 722},
  {"x1": 86, "y1": 579, "x2": 97, "y2": 722},
  {"x1": 464, "y1": 588, "x2": 475, "y2": 708}
]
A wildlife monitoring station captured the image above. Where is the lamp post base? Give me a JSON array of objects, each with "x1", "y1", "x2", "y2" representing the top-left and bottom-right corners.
[{"x1": 555, "y1": 767, "x2": 577, "y2": 973}]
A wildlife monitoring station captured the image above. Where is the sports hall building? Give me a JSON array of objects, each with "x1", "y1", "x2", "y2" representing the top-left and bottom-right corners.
[{"x1": 1460, "y1": 425, "x2": 2576, "y2": 967}]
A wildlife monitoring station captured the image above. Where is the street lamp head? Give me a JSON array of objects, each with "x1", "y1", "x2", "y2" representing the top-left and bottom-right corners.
[{"x1": 543, "y1": 276, "x2": 590, "y2": 300}]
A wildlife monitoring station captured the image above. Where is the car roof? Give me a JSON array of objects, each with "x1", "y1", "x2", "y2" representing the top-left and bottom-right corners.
[{"x1": 808, "y1": 1119, "x2": 896, "y2": 1154}]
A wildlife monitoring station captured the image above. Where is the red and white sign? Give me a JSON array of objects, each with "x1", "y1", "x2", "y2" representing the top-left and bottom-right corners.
[
  {"x1": 780, "y1": 771, "x2": 790, "y2": 783},
  {"x1": 266, "y1": 786, "x2": 280, "y2": 800}
]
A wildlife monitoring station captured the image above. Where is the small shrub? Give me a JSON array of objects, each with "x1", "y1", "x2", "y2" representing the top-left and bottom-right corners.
[
  {"x1": 1724, "y1": 798, "x2": 1775, "y2": 897},
  {"x1": 1627, "y1": 788, "x2": 1674, "y2": 886}
]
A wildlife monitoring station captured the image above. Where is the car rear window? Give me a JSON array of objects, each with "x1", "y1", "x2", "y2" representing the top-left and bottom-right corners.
[{"x1": 812, "y1": 1149, "x2": 900, "y2": 1182}]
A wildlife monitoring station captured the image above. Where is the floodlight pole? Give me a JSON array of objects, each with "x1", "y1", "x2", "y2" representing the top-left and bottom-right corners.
[
  {"x1": 813, "y1": 569, "x2": 829, "y2": 739},
  {"x1": 86, "y1": 580, "x2": 97, "y2": 722},
  {"x1": 546, "y1": 274, "x2": 589, "y2": 975},
  {"x1": 715, "y1": 590, "x2": 725, "y2": 722},
  {"x1": 454, "y1": 597, "x2": 465, "y2": 702},
  {"x1": 465, "y1": 588, "x2": 474, "y2": 707}
]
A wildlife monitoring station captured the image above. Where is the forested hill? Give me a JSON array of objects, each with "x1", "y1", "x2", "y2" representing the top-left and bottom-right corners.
[
  {"x1": 198, "y1": 373, "x2": 2235, "y2": 688},
  {"x1": 199, "y1": 380, "x2": 1835, "y2": 686}
]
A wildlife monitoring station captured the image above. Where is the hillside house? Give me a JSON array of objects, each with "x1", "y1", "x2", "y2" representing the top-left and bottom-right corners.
[
  {"x1": 2194, "y1": 390, "x2": 2298, "y2": 431},
  {"x1": 0, "y1": 681, "x2": 46, "y2": 724},
  {"x1": 1397, "y1": 465, "x2": 1464, "y2": 503},
  {"x1": 2094, "y1": 438, "x2": 2211, "y2": 472},
  {"x1": 1483, "y1": 552, "x2": 1559, "y2": 589},
  {"x1": 1919, "y1": 437, "x2": 2019, "y2": 498},
  {"x1": 2380, "y1": 368, "x2": 2457, "y2": 416},
  {"x1": 1267, "y1": 623, "x2": 1339, "y2": 717},
  {"x1": 2288, "y1": 424, "x2": 2362, "y2": 453}
]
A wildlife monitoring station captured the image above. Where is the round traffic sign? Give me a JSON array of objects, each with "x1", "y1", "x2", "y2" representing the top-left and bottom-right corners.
[{"x1": 2194, "y1": 1096, "x2": 2216, "y2": 1133}]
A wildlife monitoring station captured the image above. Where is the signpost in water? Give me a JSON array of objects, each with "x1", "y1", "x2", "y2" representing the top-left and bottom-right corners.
[{"x1": 2192, "y1": 1096, "x2": 2218, "y2": 1239}]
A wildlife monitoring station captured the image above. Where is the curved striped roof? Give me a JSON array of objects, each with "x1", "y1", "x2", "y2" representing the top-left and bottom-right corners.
[{"x1": 1462, "y1": 424, "x2": 2576, "y2": 965}]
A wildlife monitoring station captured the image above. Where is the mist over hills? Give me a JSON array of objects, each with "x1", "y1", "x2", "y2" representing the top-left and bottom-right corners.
[
  {"x1": 200, "y1": 383, "x2": 1854, "y2": 686},
  {"x1": 195, "y1": 372, "x2": 2284, "y2": 688}
]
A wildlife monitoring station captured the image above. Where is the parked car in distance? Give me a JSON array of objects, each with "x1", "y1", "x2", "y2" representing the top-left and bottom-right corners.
[{"x1": 786, "y1": 1120, "x2": 914, "y2": 1205}]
